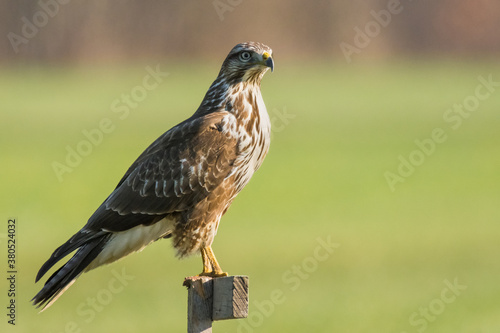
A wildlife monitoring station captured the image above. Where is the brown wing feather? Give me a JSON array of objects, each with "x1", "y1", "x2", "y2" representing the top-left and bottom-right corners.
[{"x1": 85, "y1": 112, "x2": 239, "y2": 232}]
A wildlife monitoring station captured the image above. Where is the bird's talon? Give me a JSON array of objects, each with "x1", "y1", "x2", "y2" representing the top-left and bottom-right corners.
[{"x1": 198, "y1": 271, "x2": 228, "y2": 278}]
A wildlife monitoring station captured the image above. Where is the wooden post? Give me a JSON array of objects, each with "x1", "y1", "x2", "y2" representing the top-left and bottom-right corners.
[{"x1": 183, "y1": 275, "x2": 249, "y2": 333}]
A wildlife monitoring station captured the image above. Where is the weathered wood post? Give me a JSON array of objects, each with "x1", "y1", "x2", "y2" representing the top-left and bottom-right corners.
[{"x1": 183, "y1": 275, "x2": 249, "y2": 333}]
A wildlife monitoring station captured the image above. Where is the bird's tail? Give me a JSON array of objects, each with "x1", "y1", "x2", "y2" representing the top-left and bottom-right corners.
[{"x1": 32, "y1": 233, "x2": 111, "y2": 311}]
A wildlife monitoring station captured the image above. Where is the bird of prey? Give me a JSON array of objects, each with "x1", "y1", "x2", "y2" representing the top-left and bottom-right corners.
[{"x1": 33, "y1": 41, "x2": 274, "y2": 310}]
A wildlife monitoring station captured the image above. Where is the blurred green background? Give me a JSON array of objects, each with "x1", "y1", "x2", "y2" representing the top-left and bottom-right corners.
[{"x1": 2, "y1": 1, "x2": 500, "y2": 333}]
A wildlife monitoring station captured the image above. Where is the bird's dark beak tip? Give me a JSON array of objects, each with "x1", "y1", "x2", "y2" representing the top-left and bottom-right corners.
[{"x1": 266, "y1": 58, "x2": 274, "y2": 72}]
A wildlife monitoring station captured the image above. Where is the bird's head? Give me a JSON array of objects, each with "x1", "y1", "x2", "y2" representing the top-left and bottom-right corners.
[{"x1": 219, "y1": 42, "x2": 274, "y2": 85}]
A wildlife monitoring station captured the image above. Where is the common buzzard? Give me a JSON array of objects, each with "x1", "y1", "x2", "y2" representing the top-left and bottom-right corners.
[{"x1": 33, "y1": 41, "x2": 274, "y2": 310}]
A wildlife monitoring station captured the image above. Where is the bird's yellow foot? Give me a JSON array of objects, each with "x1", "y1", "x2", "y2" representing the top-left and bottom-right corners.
[
  {"x1": 198, "y1": 271, "x2": 228, "y2": 278},
  {"x1": 199, "y1": 246, "x2": 228, "y2": 278}
]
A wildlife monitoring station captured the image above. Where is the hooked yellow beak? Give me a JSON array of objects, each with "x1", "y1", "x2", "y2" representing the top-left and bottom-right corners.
[{"x1": 262, "y1": 52, "x2": 274, "y2": 72}]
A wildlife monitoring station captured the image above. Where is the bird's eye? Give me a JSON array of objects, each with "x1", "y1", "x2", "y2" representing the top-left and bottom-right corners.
[{"x1": 239, "y1": 51, "x2": 252, "y2": 62}]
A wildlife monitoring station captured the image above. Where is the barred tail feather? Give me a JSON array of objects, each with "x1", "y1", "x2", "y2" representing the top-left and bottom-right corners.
[{"x1": 32, "y1": 235, "x2": 111, "y2": 311}]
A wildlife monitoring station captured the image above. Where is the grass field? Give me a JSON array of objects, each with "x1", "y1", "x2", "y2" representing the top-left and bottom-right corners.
[{"x1": 2, "y1": 60, "x2": 500, "y2": 333}]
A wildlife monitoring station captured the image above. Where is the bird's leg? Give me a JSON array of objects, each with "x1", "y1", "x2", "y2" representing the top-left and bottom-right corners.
[
  {"x1": 199, "y1": 246, "x2": 228, "y2": 277},
  {"x1": 205, "y1": 246, "x2": 228, "y2": 277},
  {"x1": 200, "y1": 247, "x2": 213, "y2": 275}
]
